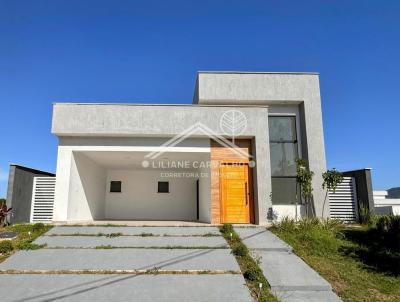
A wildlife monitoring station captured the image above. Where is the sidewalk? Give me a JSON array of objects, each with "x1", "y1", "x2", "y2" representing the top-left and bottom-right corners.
[{"x1": 234, "y1": 226, "x2": 342, "y2": 302}]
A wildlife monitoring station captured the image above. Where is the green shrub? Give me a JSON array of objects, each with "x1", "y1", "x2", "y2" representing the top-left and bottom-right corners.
[
  {"x1": 374, "y1": 215, "x2": 400, "y2": 252},
  {"x1": 273, "y1": 217, "x2": 343, "y2": 234},
  {"x1": 220, "y1": 224, "x2": 241, "y2": 243},
  {"x1": 32, "y1": 223, "x2": 45, "y2": 232},
  {"x1": 375, "y1": 215, "x2": 400, "y2": 232},
  {"x1": 273, "y1": 216, "x2": 297, "y2": 232},
  {"x1": 272, "y1": 218, "x2": 344, "y2": 256},
  {"x1": 297, "y1": 218, "x2": 321, "y2": 230},
  {"x1": 242, "y1": 260, "x2": 264, "y2": 281},
  {"x1": 9, "y1": 224, "x2": 34, "y2": 233},
  {"x1": 17, "y1": 241, "x2": 45, "y2": 250},
  {"x1": 359, "y1": 204, "x2": 374, "y2": 225},
  {"x1": 0, "y1": 240, "x2": 13, "y2": 253},
  {"x1": 320, "y1": 218, "x2": 343, "y2": 232},
  {"x1": 232, "y1": 243, "x2": 248, "y2": 257},
  {"x1": 220, "y1": 223, "x2": 234, "y2": 234}
]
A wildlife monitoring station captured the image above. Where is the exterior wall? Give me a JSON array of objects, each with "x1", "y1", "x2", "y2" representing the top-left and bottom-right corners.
[
  {"x1": 343, "y1": 168, "x2": 374, "y2": 215},
  {"x1": 198, "y1": 164, "x2": 211, "y2": 223},
  {"x1": 52, "y1": 105, "x2": 270, "y2": 224},
  {"x1": 194, "y1": 72, "x2": 328, "y2": 218},
  {"x1": 6, "y1": 165, "x2": 55, "y2": 223},
  {"x1": 55, "y1": 149, "x2": 108, "y2": 221},
  {"x1": 53, "y1": 145, "x2": 73, "y2": 221},
  {"x1": 67, "y1": 152, "x2": 106, "y2": 221},
  {"x1": 373, "y1": 191, "x2": 388, "y2": 200},
  {"x1": 52, "y1": 104, "x2": 268, "y2": 138},
  {"x1": 105, "y1": 170, "x2": 198, "y2": 220},
  {"x1": 272, "y1": 205, "x2": 307, "y2": 221}
]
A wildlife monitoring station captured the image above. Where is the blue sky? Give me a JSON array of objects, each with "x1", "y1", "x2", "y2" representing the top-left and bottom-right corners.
[{"x1": 0, "y1": 0, "x2": 399, "y2": 197}]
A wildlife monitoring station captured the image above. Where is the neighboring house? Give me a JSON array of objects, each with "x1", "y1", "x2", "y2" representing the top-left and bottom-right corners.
[
  {"x1": 51, "y1": 72, "x2": 328, "y2": 225},
  {"x1": 373, "y1": 190, "x2": 400, "y2": 215},
  {"x1": 6, "y1": 164, "x2": 55, "y2": 223},
  {"x1": 387, "y1": 187, "x2": 400, "y2": 199}
]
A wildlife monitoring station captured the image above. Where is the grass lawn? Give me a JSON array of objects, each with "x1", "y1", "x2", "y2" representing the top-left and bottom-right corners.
[
  {"x1": 0, "y1": 223, "x2": 53, "y2": 263},
  {"x1": 270, "y1": 219, "x2": 400, "y2": 302}
]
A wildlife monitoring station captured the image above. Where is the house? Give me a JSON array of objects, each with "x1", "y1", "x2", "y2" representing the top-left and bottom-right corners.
[
  {"x1": 373, "y1": 190, "x2": 400, "y2": 215},
  {"x1": 51, "y1": 72, "x2": 328, "y2": 225}
]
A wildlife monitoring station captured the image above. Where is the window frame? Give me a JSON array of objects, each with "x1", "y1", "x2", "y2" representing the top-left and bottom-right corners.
[
  {"x1": 269, "y1": 115, "x2": 298, "y2": 145},
  {"x1": 268, "y1": 115, "x2": 301, "y2": 205}
]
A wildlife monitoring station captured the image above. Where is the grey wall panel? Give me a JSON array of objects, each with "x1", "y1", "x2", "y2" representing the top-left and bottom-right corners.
[
  {"x1": 6, "y1": 165, "x2": 55, "y2": 223},
  {"x1": 343, "y1": 169, "x2": 374, "y2": 217}
]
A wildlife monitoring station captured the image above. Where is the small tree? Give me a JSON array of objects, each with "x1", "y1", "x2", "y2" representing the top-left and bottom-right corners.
[
  {"x1": 322, "y1": 168, "x2": 343, "y2": 218},
  {"x1": 0, "y1": 203, "x2": 12, "y2": 227},
  {"x1": 295, "y1": 158, "x2": 314, "y2": 219}
]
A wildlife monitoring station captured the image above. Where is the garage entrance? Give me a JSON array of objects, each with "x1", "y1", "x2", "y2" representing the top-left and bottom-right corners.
[{"x1": 66, "y1": 150, "x2": 211, "y2": 222}]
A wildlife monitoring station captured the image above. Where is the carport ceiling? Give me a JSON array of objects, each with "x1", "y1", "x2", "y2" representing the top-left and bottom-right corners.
[{"x1": 80, "y1": 151, "x2": 210, "y2": 169}]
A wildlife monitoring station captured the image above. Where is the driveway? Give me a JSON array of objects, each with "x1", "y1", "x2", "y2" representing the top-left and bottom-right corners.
[{"x1": 0, "y1": 226, "x2": 252, "y2": 302}]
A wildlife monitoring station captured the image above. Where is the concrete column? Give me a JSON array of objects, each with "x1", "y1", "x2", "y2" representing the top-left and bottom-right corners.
[{"x1": 53, "y1": 146, "x2": 73, "y2": 221}]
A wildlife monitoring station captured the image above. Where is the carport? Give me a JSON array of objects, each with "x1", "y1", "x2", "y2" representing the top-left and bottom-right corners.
[{"x1": 65, "y1": 150, "x2": 211, "y2": 222}]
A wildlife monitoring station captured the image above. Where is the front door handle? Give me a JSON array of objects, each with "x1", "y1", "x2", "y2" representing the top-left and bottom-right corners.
[{"x1": 245, "y1": 182, "x2": 249, "y2": 205}]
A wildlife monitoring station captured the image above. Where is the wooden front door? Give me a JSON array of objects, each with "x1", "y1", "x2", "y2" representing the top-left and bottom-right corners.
[{"x1": 220, "y1": 163, "x2": 252, "y2": 223}]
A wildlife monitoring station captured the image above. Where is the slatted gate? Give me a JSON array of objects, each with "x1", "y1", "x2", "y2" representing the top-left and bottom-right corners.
[
  {"x1": 30, "y1": 177, "x2": 56, "y2": 222},
  {"x1": 328, "y1": 177, "x2": 358, "y2": 222}
]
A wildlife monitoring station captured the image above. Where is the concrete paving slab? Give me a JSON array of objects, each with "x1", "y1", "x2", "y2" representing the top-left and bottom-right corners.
[
  {"x1": 234, "y1": 227, "x2": 292, "y2": 251},
  {"x1": 0, "y1": 249, "x2": 239, "y2": 272},
  {"x1": 0, "y1": 274, "x2": 252, "y2": 302},
  {"x1": 35, "y1": 235, "x2": 227, "y2": 248},
  {"x1": 274, "y1": 290, "x2": 342, "y2": 302},
  {"x1": 56, "y1": 220, "x2": 211, "y2": 226},
  {"x1": 46, "y1": 226, "x2": 221, "y2": 236},
  {"x1": 253, "y1": 250, "x2": 332, "y2": 291}
]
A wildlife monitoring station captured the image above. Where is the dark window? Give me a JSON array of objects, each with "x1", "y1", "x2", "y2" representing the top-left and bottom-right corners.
[
  {"x1": 271, "y1": 178, "x2": 300, "y2": 205},
  {"x1": 110, "y1": 181, "x2": 122, "y2": 193},
  {"x1": 269, "y1": 116, "x2": 299, "y2": 205},
  {"x1": 158, "y1": 181, "x2": 169, "y2": 193}
]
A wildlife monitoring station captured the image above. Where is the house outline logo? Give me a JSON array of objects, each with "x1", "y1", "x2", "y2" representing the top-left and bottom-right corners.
[{"x1": 142, "y1": 111, "x2": 255, "y2": 168}]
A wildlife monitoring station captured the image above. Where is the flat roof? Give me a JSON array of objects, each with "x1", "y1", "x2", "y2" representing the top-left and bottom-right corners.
[
  {"x1": 10, "y1": 164, "x2": 55, "y2": 176},
  {"x1": 197, "y1": 71, "x2": 319, "y2": 75},
  {"x1": 52, "y1": 103, "x2": 269, "y2": 107}
]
